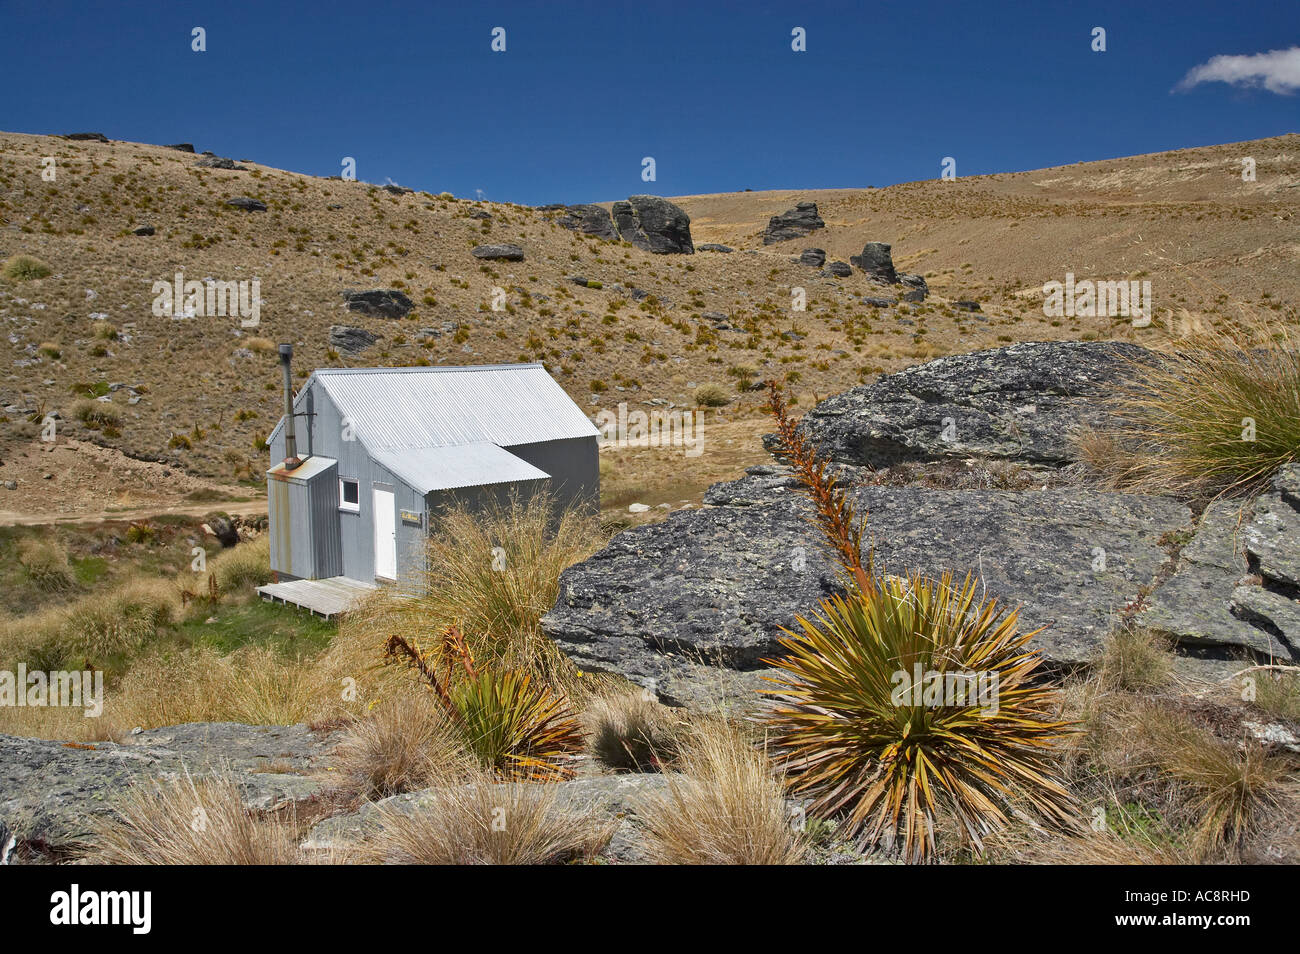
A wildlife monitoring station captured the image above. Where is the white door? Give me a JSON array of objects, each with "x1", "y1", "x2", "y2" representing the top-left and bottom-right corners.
[{"x1": 373, "y1": 488, "x2": 397, "y2": 580}]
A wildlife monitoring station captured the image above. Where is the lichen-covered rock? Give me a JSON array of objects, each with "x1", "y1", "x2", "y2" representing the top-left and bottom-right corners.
[
  {"x1": 775, "y1": 340, "x2": 1150, "y2": 468},
  {"x1": 543, "y1": 467, "x2": 1188, "y2": 709},
  {"x1": 1143, "y1": 467, "x2": 1300, "y2": 660},
  {"x1": 0, "y1": 723, "x2": 334, "y2": 850}
]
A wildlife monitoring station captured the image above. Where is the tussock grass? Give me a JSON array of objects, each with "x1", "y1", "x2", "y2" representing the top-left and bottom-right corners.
[
  {"x1": 367, "y1": 767, "x2": 614, "y2": 865},
  {"x1": 109, "y1": 645, "x2": 325, "y2": 729},
  {"x1": 585, "y1": 689, "x2": 681, "y2": 771},
  {"x1": 1097, "y1": 625, "x2": 1174, "y2": 692},
  {"x1": 2, "y1": 254, "x2": 51, "y2": 281},
  {"x1": 1252, "y1": 667, "x2": 1300, "y2": 722},
  {"x1": 71, "y1": 398, "x2": 123, "y2": 428},
  {"x1": 210, "y1": 534, "x2": 271, "y2": 591},
  {"x1": 693, "y1": 383, "x2": 732, "y2": 407},
  {"x1": 17, "y1": 538, "x2": 77, "y2": 593},
  {"x1": 60, "y1": 577, "x2": 176, "y2": 661},
  {"x1": 640, "y1": 721, "x2": 807, "y2": 865},
  {"x1": 330, "y1": 696, "x2": 471, "y2": 799},
  {"x1": 1079, "y1": 321, "x2": 1300, "y2": 497},
  {"x1": 1137, "y1": 708, "x2": 1294, "y2": 859},
  {"x1": 86, "y1": 772, "x2": 302, "y2": 865}
]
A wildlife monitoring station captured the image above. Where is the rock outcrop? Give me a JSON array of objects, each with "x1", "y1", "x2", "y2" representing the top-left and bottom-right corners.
[
  {"x1": 556, "y1": 204, "x2": 617, "y2": 240},
  {"x1": 226, "y1": 196, "x2": 266, "y2": 211},
  {"x1": 763, "y1": 202, "x2": 825, "y2": 244},
  {"x1": 0, "y1": 723, "x2": 333, "y2": 850},
  {"x1": 342, "y1": 288, "x2": 413, "y2": 319},
  {"x1": 543, "y1": 339, "x2": 1300, "y2": 708},
  {"x1": 1142, "y1": 467, "x2": 1300, "y2": 660},
  {"x1": 330, "y1": 325, "x2": 379, "y2": 354},
  {"x1": 471, "y1": 243, "x2": 525, "y2": 261},
  {"x1": 611, "y1": 196, "x2": 694, "y2": 254},
  {"x1": 776, "y1": 340, "x2": 1149, "y2": 467},
  {"x1": 543, "y1": 467, "x2": 1189, "y2": 708},
  {"x1": 850, "y1": 242, "x2": 898, "y2": 283},
  {"x1": 799, "y1": 248, "x2": 826, "y2": 267}
]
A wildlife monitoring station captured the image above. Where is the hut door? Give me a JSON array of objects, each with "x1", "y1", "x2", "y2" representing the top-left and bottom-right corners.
[{"x1": 373, "y1": 488, "x2": 397, "y2": 580}]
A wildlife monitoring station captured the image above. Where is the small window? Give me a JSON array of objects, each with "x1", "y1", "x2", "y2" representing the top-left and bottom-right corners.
[{"x1": 339, "y1": 478, "x2": 360, "y2": 512}]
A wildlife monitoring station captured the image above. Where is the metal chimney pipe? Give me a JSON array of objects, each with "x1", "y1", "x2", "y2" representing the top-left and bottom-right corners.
[{"x1": 278, "y1": 343, "x2": 300, "y2": 468}]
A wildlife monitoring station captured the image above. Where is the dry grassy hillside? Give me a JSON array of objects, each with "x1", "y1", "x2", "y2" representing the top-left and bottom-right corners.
[{"x1": 0, "y1": 131, "x2": 1296, "y2": 513}]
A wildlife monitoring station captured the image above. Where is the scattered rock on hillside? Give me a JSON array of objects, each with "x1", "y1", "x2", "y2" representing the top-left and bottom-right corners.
[
  {"x1": 130, "y1": 225, "x2": 155, "y2": 236},
  {"x1": 862, "y1": 297, "x2": 895, "y2": 308},
  {"x1": 226, "y1": 196, "x2": 266, "y2": 211},
  {"x1": 775, "y1": 340, "x2": 1150, "y2": 468},
  {"x1": 63, "y1": 132, "x2": 109, "y2": 142},
  {"x1": 471, "y1": 243, "x2": 525, "y2": 261},
  {"x1": 544, "y1": 468, "x2": 1188, "y2": 708},
  {"x1": 0, "y1": 723, "x2": 334, "y2": 850},
  {"x1": 197, "y1": 156, "x2": 249, "y2": 171},
  {"x1": 697, "y1": 243, "x2": 733, "y2": 253},
  {"x1": 799, "y1": 248, "x2": 826, "y2": 267},
  {"x1": 343, "y1": 289, "x2": 413, "y2": 319},
  {"x1": 899, "y1": 273, "x2": 929, "y2": 299},
  {"x1": 955, "y1": 300, "x2": 982, "y2": 312},
  {"x1": 203, "y1": 512, "x2": 239, "y2": 548},
  {"x1": 611, "y1": 196, "x2": 694, "y2": 254},
  {"x1": 164, "y1": 143, "x2": 196, "y2": 153},
  {"x1": 330, "y1": 325, "x2": 380, "y2": 354},
  {"x1": 823, "y1": 261, "x2": 852, "y2": 277},
  {"x1": 382, "y1": 184, "x2": 413, "y2": 195},
  {"x1": 850, "y1": 242, "x2": 897, "y2": 283},
  {"x1": 556, "y1": 204, "x2": 618, "y2": 240},
  {"x1": 763, "y1": 201, "x2": 825, "y2": 244}
]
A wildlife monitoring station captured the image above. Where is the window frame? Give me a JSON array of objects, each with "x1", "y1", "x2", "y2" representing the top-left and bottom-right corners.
[{"x1": 338, "y1": 477, "x2": 360, "y2": 513}]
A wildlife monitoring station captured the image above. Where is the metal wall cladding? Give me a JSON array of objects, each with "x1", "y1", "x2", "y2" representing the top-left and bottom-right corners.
[{"x1": 266, "y1": 456, "x2": 340, "y2": 580}]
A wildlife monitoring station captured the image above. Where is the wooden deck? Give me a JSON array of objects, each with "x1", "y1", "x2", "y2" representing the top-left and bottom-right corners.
[{"x1": 257, "y1": 576, "x2": 378, "y2": 619}]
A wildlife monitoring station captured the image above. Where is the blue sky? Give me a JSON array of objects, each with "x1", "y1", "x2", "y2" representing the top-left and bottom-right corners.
[{"x1": 2, "y1": 0, "x2": 1296, "y2": 205}]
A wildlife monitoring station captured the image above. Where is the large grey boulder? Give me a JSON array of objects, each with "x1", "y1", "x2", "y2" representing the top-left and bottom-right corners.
[
  {"x1": 0, "y1": 723, "x2": 334, "y2": 851},
  {"x1": 556, "y1": 204, "x2": 617, "y2": 240},
  {"x1": 471, "y1": 243, "x2": 525, "y2": 261},
  {"x1": 343, "y1": 288, "x2": 413, "y2": 319},
  {"x1": 763, "y1": 201, "x2": 825, "y2": 244},
  {"x1": 1142, "y1": 467, "x2": 1300, "y2": 660},
  {"x1": 330, "y1": 324, "x2": 380, "y2": 354},
  {"x1": 776, "y1": 340, "x2": 1150, "y2": 468},
  {"x1": 850, "y1": 242, "x2": 898, "y2": 283},
  {"x1": 543, "y1": 467, "x2": 1188, "y2": 709},
  {"x1": 611, "y1": 196, "x2": 694, "y2": 254}
]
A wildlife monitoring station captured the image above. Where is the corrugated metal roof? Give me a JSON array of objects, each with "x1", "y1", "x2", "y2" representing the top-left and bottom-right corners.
[
  {"x1": 266, "y1": 455, "x2": 337, "y2": 483},
  {"x1": 270, "y1": 363, "x2": 596, "y2": 451},
  {"x1": 371, "y1": 442, "x2": 550, "y2": 493}
]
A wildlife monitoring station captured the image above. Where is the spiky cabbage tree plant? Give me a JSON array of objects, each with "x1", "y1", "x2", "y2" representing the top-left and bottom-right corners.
[{"x1": 760, "y1": 382, "x2": 1077, "y2": 862}]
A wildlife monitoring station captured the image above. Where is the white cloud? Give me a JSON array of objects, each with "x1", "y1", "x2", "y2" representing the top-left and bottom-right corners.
[{"x1": 1175, "y1": 46, "x2": 1300, "y2": 95}]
